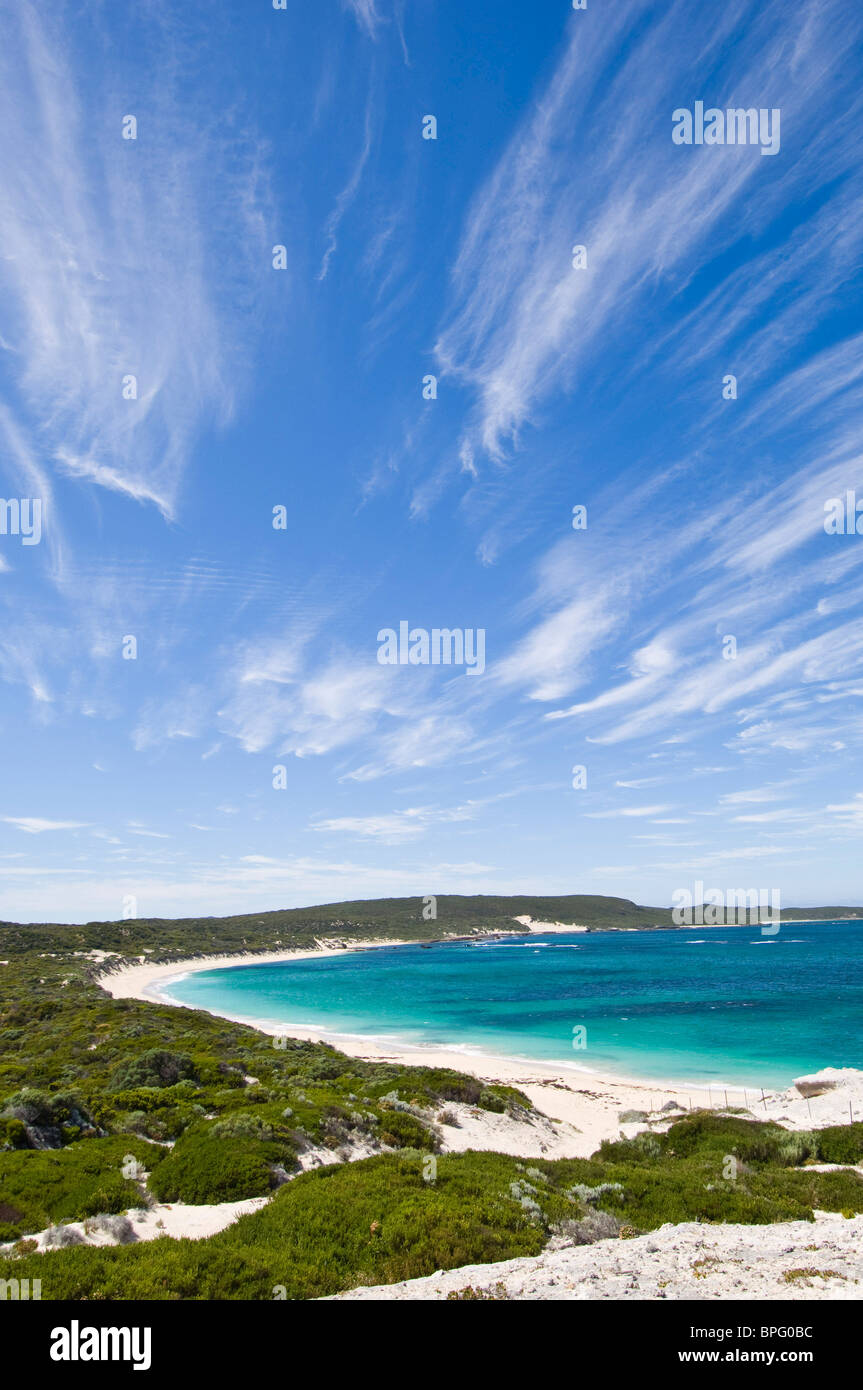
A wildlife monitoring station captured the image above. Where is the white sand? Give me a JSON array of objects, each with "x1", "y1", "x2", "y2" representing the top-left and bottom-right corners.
[
  {"x1": 0, "y1": 1197, "x2": 269, "y2": 1254},
  {"x1": 98, "y1": 938, "x2": 414, "y2": 1003},
  {"x1": 124, "y1": 1197, "x2": 268, "y2": 1242},
  {"x1": 512, "y1": 916, "x2": 590, "y2": 933}
]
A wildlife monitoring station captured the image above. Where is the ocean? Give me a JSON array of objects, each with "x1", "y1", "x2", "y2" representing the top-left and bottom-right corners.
[{"x1": 160, "y1": 921, "x2": 863, "y2": 1088}]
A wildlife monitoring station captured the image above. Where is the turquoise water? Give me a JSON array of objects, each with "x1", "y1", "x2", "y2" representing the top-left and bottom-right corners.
[{"x1": 162, "y1": 922, "x2": 863, "y2": 1088}]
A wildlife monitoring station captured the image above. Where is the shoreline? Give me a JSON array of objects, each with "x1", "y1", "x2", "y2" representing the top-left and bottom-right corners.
[
  {"x1": 96, "y1": 938, "x2": 798, "y2": 1153},
  {"x1": 97, "y1": 937, "x2": 753, "y2": 1094},
  {"x1": 97, "y1": 938, "x2": 415, "y2": 1002}
]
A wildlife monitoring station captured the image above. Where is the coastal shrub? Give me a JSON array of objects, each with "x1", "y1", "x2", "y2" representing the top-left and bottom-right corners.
[
  {"x1": 3, "y1": 1141, "x2": 863, "y2": 1301},
  {"x1": 816, "y1": 1124, "x2": 863, "y2": 1165},
  {"x1": 0, "y1": 1116, "x2": 27, "y2": 1149},
  {"x1": 509, "y1": 1179, "x2": 543, "y2": 1221},
  {"x1": 108, "y1": 1050, "x2": 197, "y2": 1092},
  {"x1": 477, "y1": 1088, "x2": 507, "y2": 1114},
  {"x1": 285, "y1": 1054, "x2": 347, "y2": 1084},
  {"x1": 0, "y1": 1151, "x2": 573, "y2": 1298},
  {"x1": 601, "y1": 1113, "x2": 819, "y2": 1169},
  {"x1": 82, "y1": 1213, "x2": 138, "y2": 1244},
  {"x1": 597, "y1": 1131, "x2": 661, "y2": 1163},
  {"x1": 197, "y1": 1059, "x2": 247, "y2": 1089},
  {"x1": 43, "y1": 1223, "x2": 86, "y2": 1248},
  {"x1": 551, "y1": 1210, "x2": 622, "y2": 1245},
  {"x1": 1, "y1": 1087, "x2": 91, "y2": 1131},
  {"x1": 378, "y1": 1090, "x2": 413, "y2": 1111},
  {"x1": 117, "y1": 1104, "x2": 205, "y2": 1142},
  {"x1": 579, "y1": 1149, "x2": 863, "y2": 1230},
  {"x1": 146, "y1": 1126, "x2": 296, "y2": 1204},
  {"x1": 0, "y1": 1088, "x2": 95, "y2": 1150},
  {"x1": 779, "y1": 1168, "x2": 863, "y2": 1215},
  {"x1": 0, "y1": 1136, "x2": 159, "y2": 1241},
  {"x1": 368, "y1": 1069, "x2": 508, "y2": 1111},
  {"x1": 210, "y1": 1112, "x2": 279, "y2": 1143},
  {"x1": 781, "y1": 1132, "x2": 822, "y2": 1165},
  {"x1": 1, "y1": 1087, "x2": 58, "y2": 1126},
  {"x1": 377, "y1": 1112, "x2": 435, "y2": 1151},
  {"x1": 568, "y1": 1181, "x2": 624, "y2": 1206},
  {"x1": 104, "y1": 1081, "x2": 200, "y2": 1113},
  {"x1": 319, "y1": 1111, "x2": 368, "y2": 1148}
]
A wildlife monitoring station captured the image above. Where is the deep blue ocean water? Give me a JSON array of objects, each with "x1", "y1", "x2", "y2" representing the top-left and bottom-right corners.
[{"x1": 161, "y1": 922, "x2": 863, "y2": 1088}]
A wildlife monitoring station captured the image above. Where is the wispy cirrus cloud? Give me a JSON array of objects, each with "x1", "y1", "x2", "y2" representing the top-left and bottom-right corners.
[
  {"x1": 312, "y1": 803, "x2": 473, "y2": 843},
  {"x1": 2, "y1": 816, "x2": 90, "y2": 834},
  {"x1": 312, "y1": 789, "x2": 520, "y2": 843},
  {"x1": 344, "y1": 0, "x2": 383, "y2": 39},
  {"x1": 4, "y1": 0, "x2": 863, "y2": 921},
  {"x1": 0, "y1": 1, "x2": 271, "y2": 522},
  {"x1": 434, "y1": 0, "x2": 863, "y2": 479},
  {"x1": 719, "y1": 784, "x2": 793, "y2": 806},
  {"x1": 318, "y1": 100, "x2": 375, "y2": 280}
]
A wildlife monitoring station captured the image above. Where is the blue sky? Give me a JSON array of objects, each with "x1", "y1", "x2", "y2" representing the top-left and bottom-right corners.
[{"x1": 2, "y1": 0, "x2": 863, "y2": 923}]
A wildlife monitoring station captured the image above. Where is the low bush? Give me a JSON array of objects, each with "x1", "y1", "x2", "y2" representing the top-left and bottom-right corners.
[
  {"x1": 378, "y1": 1111, "x2": 436, "y2": 1151},
  {"x1": 816, "y1": 1123, "x2": 863, "y2": 1166},
  {"x1": 109, "y1": 1051, "x2": 197, "y2": 1091},
  {"x1": 146, "y1": 1125, "x2": 296, "y2": 1204},
  {"x1": 4, "y1": 1124, "x2": 863, "y2": 1299},
  {"x1": 0, "y1": 1136, "x2": 160, "y2": 1241}
]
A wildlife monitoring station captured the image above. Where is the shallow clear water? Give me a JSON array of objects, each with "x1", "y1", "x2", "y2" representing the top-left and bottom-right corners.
[{"x1": 162, "y1": 922, "x2": 863, "y2": 1088}]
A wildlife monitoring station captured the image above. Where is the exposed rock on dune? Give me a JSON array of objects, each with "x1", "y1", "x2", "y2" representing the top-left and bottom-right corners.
[
  {"x1": 760, "y1": 1069, "x2": 863, "y2": 1128},
  {"x1": 792, "y1": 1068, "x2": 859, "y2": 1099}
]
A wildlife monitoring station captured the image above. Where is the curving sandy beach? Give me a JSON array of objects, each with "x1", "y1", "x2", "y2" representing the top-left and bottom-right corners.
[{"x1": 95, "y1": 940, "x2": 815, "y2": 1158}]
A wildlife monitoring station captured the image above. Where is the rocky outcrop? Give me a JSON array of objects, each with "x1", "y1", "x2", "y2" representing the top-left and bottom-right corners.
[{"x1": 793, "y1": 1068, "x2": 857, "y2": 1099}]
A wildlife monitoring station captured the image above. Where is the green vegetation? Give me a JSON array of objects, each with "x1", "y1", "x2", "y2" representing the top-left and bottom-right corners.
[
  {"x1": 147, "y1": 1122, "x2": 296, "y2": 1204},
  {"x1": 783, "y1": 1267, "x2": 847, "y2": 1284},
  {"x1": 3, "y1": 1126, "x2": 863, "y2": 1299},
  {"x1": 2, "y1": 894, "x2": 855, "y2": 966},
  {"x1": 1, "y1": 898, "x2": 862, "y2": 1299},
  {"x1": 0, "y1": 1137, "x2": 158, "y2": 1241},
  {"x1": 0, "y1": 933, "x2": 528, "y2": 1224},
  {"x1": 811, "y1": 1123, "x2": 863, "y2": 1165},
  {"x1": 108, "y1": 1049, "x2": 198, "y2": 1091},
  {"x1": 0, "y1": 893, "x2": 676, "y2": 968}
]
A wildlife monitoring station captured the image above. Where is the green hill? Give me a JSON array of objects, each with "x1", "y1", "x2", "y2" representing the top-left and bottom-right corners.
[{"x1": 1, "y1": 894, "x2": 859, "y2": 967}]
